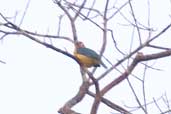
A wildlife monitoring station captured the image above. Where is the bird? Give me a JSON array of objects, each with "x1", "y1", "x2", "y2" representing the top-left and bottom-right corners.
[{"x1": 74, "y1": 41, "x2": 107, "y2": 68}]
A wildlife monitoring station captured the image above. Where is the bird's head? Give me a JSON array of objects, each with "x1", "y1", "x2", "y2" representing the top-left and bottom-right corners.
[{"x1": 75, "y1": 41, "x2": 85, "y2": 48}]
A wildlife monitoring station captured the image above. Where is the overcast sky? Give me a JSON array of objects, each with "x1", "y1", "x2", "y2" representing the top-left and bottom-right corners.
[{"x1": 0, "y1": 0, "x2": 171, "y2": 114}]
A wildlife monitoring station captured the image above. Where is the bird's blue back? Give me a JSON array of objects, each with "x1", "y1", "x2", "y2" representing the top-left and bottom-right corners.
[{"x1": 77, "y1": 47, "x2": 100, "y2": 60}]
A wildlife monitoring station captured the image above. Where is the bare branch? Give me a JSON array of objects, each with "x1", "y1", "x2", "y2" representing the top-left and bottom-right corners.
[
  {"x1": 19, "y1": 0, "x2": 31, "y2": 26},
  {"x1": 142, "y1": 63, "x2": 148, "y2": 112},
  {"x1": 73, "y1": 0, "x2": 86, "y2": 21},
  {"x1": 125, "y1": 95, "x2": 163, "y2": 112},
  {"x1": 101, "y1": 50, "x2": 171, "y2": 96},
  {"x1": 57, "y1": 14, "x2": 64, "y2": 36},
  {"x1": 128, "y1": 0, "x2": 142, "y2": 45},
  {"x1": 127, "y1": 78, "x2": 147, "y2": 114},
  {"x1": 69, "y1": 6, "x2": 103, "y2": 30},
  {"x1": 160, "y1": 110, "x2": 171, "y2": 114},
  {"x1": 86, "y1": 0, "x2": 96, "y2": 17},
  {"x1": 1, "y1": 1, "x2": 171, "y2": 114},
  {"x1": 54, "y1": 0, "x2": 73, "y2": 21},
  {"x1": 147, "y1": 44, "x2": 171, "y2": 50},
  {"x1": 0, "y1": 16, "x2": 79, "y2": 65},
  {"x1": 22, "y1": 32, "x2": 80, "y2": 65},
  {"x1": 97, "y1": 22, "x2": 171, "y2": 81},
  {"x1": 147, "y1": 0, "x2": 152, "y2": 39},
  {"x1": 108, "y1": 0, "x2": 132, "y2": 20},
  {"x1": 65, "y1": 1, "x2": 103, "y2": 18},
  {"x1": 162, "y1": 93, "x2": 171, "y2": 112},
  {"x1": 87, "y1": 91, "x2": 132, "y2": 114},
  {"x1": 108, "y1": 29, "x2": 125, "y2": 55},
  {"x1": 0, "y1": 59, "x2": 6, "y2": 64},
  {"x1": 148, "y1": 23, "x2": 171, "y2": 43},
  {"x1": 55, "y1": 1, "x2": 78, "y2": 41},
  {"x1": 58, "y1": 81, "x2": 90, "y2": 114},
  {"x1": 153, "y1": 97, "x2": 163, "y2": 113},
  {"x1": 101, "y1": 0, "x2": 109, "y2": 55}
]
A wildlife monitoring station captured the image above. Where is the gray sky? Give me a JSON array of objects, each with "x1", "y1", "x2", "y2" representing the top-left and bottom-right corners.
[{"x1": 0, "y1": 0, "x2": 171, "y2": 114}]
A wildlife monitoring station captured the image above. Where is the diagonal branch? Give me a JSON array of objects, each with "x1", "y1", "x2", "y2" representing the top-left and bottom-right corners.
[
  {"x1": 0, "y1": 59, "x2": 6, "y2": 64},
  {"x1": 96, "y1": 22, "x2": 171, "y2": 82},
  {"x1": 128, "y1": 0, "x2": 142, "y2": 45},
  {"x1": 19, "y1": 0, "x2": 31, "y2": 26},
  {"x1": 58, "y1": 81, "x2": 90, "y2": 114},
  {"x1": 101, "y1": 50, "x2": 171, "y2": 96},
  {"x1": 87, "y1": 91, "x2": 132, "y2": 114},
  {"x1": 55, "y1": 1, "x2": 78, "y2": 41},
  {"x1": 127, "y1": 78, "x2": 147, "y2": 114},
  {"x1": 22, "y1": 31, "x2": 80, "y2": 65},
  {"x1": 0, "y1": 13, "x2": 80, "y2": 66},
  {"x1": 73, "y1": 0, "x2": 87, "y2": 21}
]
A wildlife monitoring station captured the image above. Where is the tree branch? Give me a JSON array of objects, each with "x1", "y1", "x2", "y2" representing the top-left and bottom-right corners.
[
  {"x1": 87, "y1": 91, "x2": 132, "y2": 114},
  {"x1": 55, "y1": 1, "x2": 78, "y2": 42},
  {"x1": 97, "y1": 22, "x2": 171, "y2": 82},
  {"x1": 0, "y1": 59, "x2": 6, "y2": 64},
  {"x1": 90, "y1": 1, "x2": 109, "y2": 114},
  {"x1": 128, "y1": 0, "x2": 142, "y2": 45},
  {"x1": 101, "y1": 50, "x2": 171, "y2": 95},
  {"x1": 58, "y1": 81, "x2": 90, "y2": 114}
]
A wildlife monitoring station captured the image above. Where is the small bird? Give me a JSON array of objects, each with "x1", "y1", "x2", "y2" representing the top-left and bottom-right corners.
[{"x1": 74, "y1": 41, "x2": 107, "y2": 68}]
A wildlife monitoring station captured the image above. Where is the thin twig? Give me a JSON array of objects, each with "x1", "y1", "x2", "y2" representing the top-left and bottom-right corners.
[
  {"x1": 162, "y1": 93, "x2": 171, "y2": 114},
  {"x1": 142, "y1": 63, "x2": 148, "y2": 112},
  {"x1": 125, "y1": 95, "x2": 163, "y2": 112},
  {"x1": 96, "y1": 22, "x2": 171, "y2": 82},
  {"x1": 73, "y1": 0, "x2": 86, "y2": 21},
  {"x1": 108, "y1": 0, "x2": 132, "y2": 20},
  {"x1": 128, "y1": 0, "x2": 142, "y2": 45},
  {"x1": 87, "y1": 91, "x2": 132, "y2": 114},
  {"x1": 147, "y1": 0, "x2": 152, "y2": 39},
  {"x1": 0, "y1": 59, "x2": 6, "y2": 64},
  {"x1": 153, "y1": 97, "x2": 163, "y2": 113},
  {"x1": 70, "y1": 6, "x2": 103, "y2": 30},
  {"x1": 147, "y1": 44, "x2": 171, "y2": 50},
  {"x1": 108, "y1": 29, "x2": 125, "y2": 55},
  {"x1": 57, "y1": 14, "x2": 64, "y2": 36},
  {"x1": 86, "y1": 0, "x2": 96, "y2": 17},
  {"x1": 100, "y1": 50, "x2": 171, "y2": 96},
  {"x1": 19, "y1": 0, "x2": 31, "y2": 26},
  {"x1": 55, "y1": 1, "x2": 78, "y2": 41},
  {"x1": 127, "y1": 78, "x2": 147, "y2": 114}
]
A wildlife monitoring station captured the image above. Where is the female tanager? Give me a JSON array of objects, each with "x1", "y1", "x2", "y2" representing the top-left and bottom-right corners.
[{"x1": 74, "y1": 41, "x2": 107, "y2": 68}]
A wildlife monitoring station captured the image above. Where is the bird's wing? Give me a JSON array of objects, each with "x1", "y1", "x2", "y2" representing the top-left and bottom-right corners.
[{"x1": 77, "y1": 47, "x2": 100, "y2": 60}]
